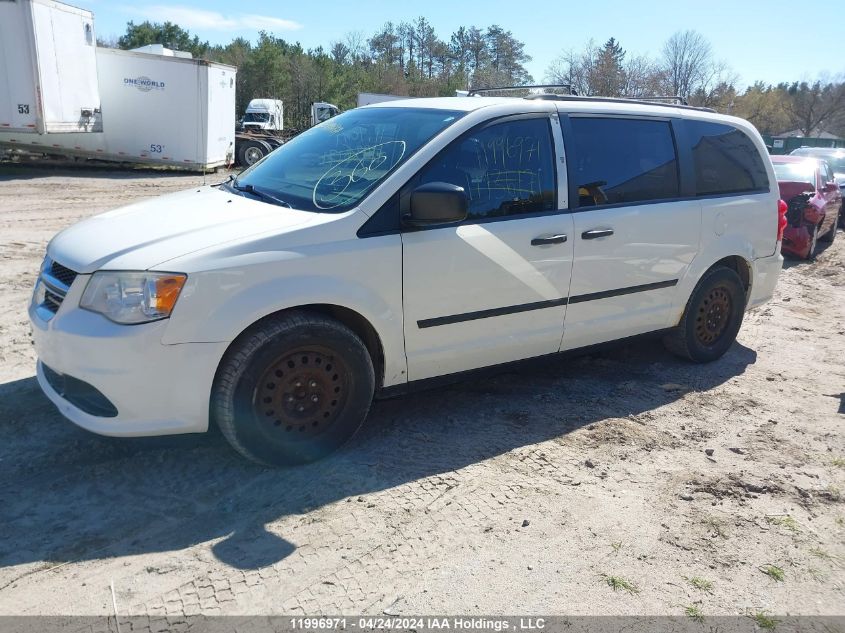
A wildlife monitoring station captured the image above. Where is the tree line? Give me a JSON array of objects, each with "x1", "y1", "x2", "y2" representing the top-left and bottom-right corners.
[
  {"x1": 547, "y1": 32, "x2": 845, "y2": 138},
  {"x1": 104, "y1": 21, "x2": 845, "y2": 137}
]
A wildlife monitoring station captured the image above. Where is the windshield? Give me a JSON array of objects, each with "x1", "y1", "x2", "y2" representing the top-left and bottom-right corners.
[
  {"x1": 244, "y1": 112, "x2": 270, "y2": 123},
  {"x1": 773, "y1": 161, "x2": 815, "y2": 183},
  {"x1": 791, "y1": 149, "x2": 845, "y2": 173},
  {"x1": 235, "y1": 107, "x2": 464, "y2": 212}
]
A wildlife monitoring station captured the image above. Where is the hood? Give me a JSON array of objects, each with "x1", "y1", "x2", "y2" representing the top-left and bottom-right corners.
[
  {"x1": 777, "y1": 180, "x2": 816, "y2": 202},
  {"x1": 48, "y1": 186, "x2": 321, "y2": 274}
]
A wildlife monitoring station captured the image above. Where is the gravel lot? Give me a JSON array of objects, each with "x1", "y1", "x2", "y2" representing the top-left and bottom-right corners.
[{"x1": 0, "y1": 164, "x2": 843, "y2": 619}]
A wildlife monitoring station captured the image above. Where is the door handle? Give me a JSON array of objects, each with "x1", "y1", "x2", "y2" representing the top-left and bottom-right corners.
[
  {"x1": 581, "y1": 228, "x2": 614, "y2": 239},
  {"x1": 531, "y1": 234, "x2": 567, "y2": 246}
]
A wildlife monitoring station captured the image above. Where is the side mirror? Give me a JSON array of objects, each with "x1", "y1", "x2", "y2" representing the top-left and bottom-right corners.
[
  {"x1": 824, "y1": 181, "x2": 838, "y2": 193},
  {"x1": 406, "y1": 182, "x2": 468, "y2": 226}
]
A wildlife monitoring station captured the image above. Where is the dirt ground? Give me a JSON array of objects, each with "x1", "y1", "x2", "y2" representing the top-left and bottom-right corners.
[{"x1": 0, "y1": 164, "x2": 843, "y2": 619}]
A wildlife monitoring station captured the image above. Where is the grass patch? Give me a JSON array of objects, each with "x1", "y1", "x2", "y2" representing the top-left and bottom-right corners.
[
  {"x1": 765, "y1": 515, "x2": 800, "y2": 533},
  {"x1": 601, "y1": 574, "x2": 639, "y2": 594},
  {"x1": 684, "y1": 605, "x2": 704, "y2": 622},
  {"x1": 611, "y1": 541, "x2": 623, "y2": 554},
  {"x1": 702, "y1": 516, "x2": 727, "y2": 538},
  {"x1": 809, "y1": 546, "x2": 833, "y2": 561},
  {"x1": 752, "y1": 611, "x2": 779, "y2": 630},
  {"x1": 808, "y1": 567, "x2": 827, "y2": 582},
  {"x1": 827, "y1": 485, "x2": 842, "y2": 502},
  {"x1": 684, "y1": 576, "x2": 713, "y2": 593},
  {"x1": 760, "y1": 564, "x2": 785, "y2": 582},
  {"x1": 836, "y1": 516, "x2": 844, "y2": 527},
  {"x1": 831, "y1": 457, "x2": 845, "y2": 469}
]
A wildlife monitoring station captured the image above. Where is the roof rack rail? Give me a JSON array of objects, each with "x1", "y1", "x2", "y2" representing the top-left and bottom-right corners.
[
  {"x1": 468, "y1": 84, "x2": 578, "y2": 97},
  {"x1": 524, "y1": 93, "x2": 715, "y2": 113}
]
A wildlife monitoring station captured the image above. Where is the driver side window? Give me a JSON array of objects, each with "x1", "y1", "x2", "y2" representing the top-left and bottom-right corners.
[{"x1": 415, "y1": 117, "x2": 556, "y2": 221}]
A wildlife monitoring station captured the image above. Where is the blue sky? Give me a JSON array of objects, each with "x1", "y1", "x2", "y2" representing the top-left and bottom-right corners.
[{"x1": 82, "y1": 0, "x2": 843, "y2": 88}]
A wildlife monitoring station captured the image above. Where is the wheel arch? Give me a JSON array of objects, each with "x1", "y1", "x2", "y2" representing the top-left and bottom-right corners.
[
  {"x1": 670, "y1": 249, "x2": 754, "y2": 327},
  {"x1": 216, "y1": 303, "x2": 387, "y2": 391},
  {"x1": 710, "y1": 255, "x2": 752, "y2": 303}
]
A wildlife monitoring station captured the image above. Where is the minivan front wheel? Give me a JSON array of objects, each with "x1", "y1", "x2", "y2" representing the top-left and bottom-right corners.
[
  {"x1": 663, "y1": 267, "x2": 745, "y2": 363},
  {"x1": 212, "y1": 312, "x2": 375, "y2": 466}
]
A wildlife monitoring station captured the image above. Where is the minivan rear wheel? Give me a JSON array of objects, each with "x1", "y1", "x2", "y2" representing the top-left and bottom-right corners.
[
  {"x1": 212, "y1": 311, "x2": 375, "y2": 466},
  {"x1": 663, "y1": 267, "x2": 745, "y2": 363}
]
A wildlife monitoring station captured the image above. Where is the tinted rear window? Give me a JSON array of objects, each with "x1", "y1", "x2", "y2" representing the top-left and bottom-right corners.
[
  {"x1": 687, "y1": 121, "x2": 769, "y2": 196},
  {"x1": 568, "y1": 117, "x2": 680, "y2": 207}
]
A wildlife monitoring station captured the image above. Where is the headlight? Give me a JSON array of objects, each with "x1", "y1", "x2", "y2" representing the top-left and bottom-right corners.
[{"x1": 80, "y1": 271, "x2": 187, "y2": 324}]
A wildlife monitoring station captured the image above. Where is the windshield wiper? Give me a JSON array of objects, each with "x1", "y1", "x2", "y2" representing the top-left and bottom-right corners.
[
  {"x1": 230, "y1": 180, "x2": 292, "y2": 208},
  {"x1": 212, "y1": 174, "x2": 235, "y2": 188}
]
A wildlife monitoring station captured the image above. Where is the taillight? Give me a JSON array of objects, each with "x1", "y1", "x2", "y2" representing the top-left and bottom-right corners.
[{"x1": 777, "y1": 199, "x2": 788, "y2": 241}]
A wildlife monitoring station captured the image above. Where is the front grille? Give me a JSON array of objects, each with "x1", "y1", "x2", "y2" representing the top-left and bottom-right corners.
[
  {"x1": 43, "y1": 288, "x2": 64, "y2": 314},
  {"x1": 35, "y1": 257, "x2": 79, "y2": 320},
  {"x1": 42, "y1": 364, "x2": 118, "y2": 418},
  {"x1": 49, "y1": 261, "x2": 78, "y2": 287}
]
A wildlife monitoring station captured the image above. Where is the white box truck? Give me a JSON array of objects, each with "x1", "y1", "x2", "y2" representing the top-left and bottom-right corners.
[
  {"x1": 0, "y1": 46, "x2": 237, "y2": 170},
  {"x1": 0, "y1": 0, "x2": 101, "y2": 134}
]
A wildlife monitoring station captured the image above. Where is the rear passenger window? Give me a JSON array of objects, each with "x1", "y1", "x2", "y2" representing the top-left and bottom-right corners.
[
  {"x1": 686, "y1": 121, "x2": 769, "y2": 196},
  {"x1": 821, "y1": 162, "x2": 833, "y2": 184},
  {"x1": 416, "y1": 117, "x2": 556, "y2": 221},
  {"x1": 568, "y1": 117, "x2": 679, "y2": 207}
]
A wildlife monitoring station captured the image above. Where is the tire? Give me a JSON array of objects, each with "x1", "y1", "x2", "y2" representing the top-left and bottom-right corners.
[
  {"x1": 805, "y1": 222, "x2": 820, "y2": 259},
  {"x1": 212, "y1": 311, "x2": 375, "y2": 466},
  {"x1": 237, "y1": 140, "x2": 267, "y2": 167},
  {"x1": 663, "y1": 266, "x2": 746, "y2": 363},
  {"x1": 820, "y1": 211, "x2": 838, "y2": 243}
]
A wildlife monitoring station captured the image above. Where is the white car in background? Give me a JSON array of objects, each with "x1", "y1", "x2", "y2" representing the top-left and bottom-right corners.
[{"x1": 30, "y1": 94, "x2": 784, "y2": 465}]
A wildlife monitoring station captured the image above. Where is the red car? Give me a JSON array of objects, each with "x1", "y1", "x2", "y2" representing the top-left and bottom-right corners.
[{"x1": 771, "y1": 155, "x2": 842, "y2": 259}]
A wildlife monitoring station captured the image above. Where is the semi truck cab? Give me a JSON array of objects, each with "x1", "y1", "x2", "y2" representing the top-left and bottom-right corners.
[{"x1": 242, "y1": 99, "x2": 284, "y2": 131}]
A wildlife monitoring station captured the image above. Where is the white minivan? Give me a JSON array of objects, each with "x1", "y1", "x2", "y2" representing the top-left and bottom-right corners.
[{"x1": 30, "y1": 95, "x2": 785, "y2": 465}]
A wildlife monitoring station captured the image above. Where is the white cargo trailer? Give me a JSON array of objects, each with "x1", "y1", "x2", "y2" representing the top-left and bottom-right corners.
[
  {"x1": 0, "y1": 0, "x2": 101, "y2": 134},
  {"x1": 0, "y1": 46, "x2": 237, "y2": 170}
]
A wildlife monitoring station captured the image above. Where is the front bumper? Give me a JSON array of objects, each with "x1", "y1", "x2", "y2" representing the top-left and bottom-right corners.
[
  {"x1": 30, "y1": 279, "x2": 229, "y2": 437},
  {"x1": 747, "y1": 250, "x2": 783, "y2": 310}
]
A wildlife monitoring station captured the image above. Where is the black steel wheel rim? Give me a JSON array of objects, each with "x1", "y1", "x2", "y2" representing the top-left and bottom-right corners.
[
  {"x1": 695, "y1": 286, "x2": 732, "y2": 346},
  {"x1": 252, "y1": 346, "x2": 349, "y2": 440}
]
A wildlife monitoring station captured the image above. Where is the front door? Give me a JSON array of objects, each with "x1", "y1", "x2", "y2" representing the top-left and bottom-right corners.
[
  {"x1": 401, "y1": 114, "x2": 574, "y2": 381},
  {"x1": 559, "y1": 113, "x2": 701, "y2": 350}
]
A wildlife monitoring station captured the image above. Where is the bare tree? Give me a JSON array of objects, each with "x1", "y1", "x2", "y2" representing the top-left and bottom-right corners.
[
  {"x1": 547, "y1": 40, "x2": 660, "y2": 98},
  {"x1": 545, "y1": 40, "x2": 597, "y2": 96},
  {"x1": 343, "y1": 31, "x2": 368, "y2": 65},
  {"x1": 621, "y1": 54, "x2": 664, "y2": 98},
  {"x1": 783, "y1": 79, "x2": 845, "y2": 136},
  {"x1": 661, "y1": 30, "x2": 712, "y2": 99}
]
